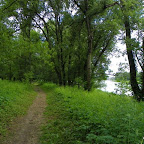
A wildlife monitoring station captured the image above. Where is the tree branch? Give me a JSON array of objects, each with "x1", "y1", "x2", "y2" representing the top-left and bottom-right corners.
[
  {"x1": 35, "y1": 13, "x2": 50, "y2": 37},
  {"x1": 93, "y1": 34, "x2": 113, "y2": 69},
  {"x1": 89, "y1": 2, "x2": 119, "y2": 17},
  {"x1": 136, "y1": 53, "x2": 144, "y2": 71},
  {"x1": 2, "y1": 0, "x2": 17, "y2": 12},
  {"x1": 73, "y1": 0, "x2": 85, "y2": 13},
  {"x1": 105, "y1": 2, "x2": 119, "y2": 8},
  {"x1": 93, "y1": 34, "x2": 102, "y2": 51},
  {"x1": 32, "y1": 18, "x2": 48, "y2": 41}
]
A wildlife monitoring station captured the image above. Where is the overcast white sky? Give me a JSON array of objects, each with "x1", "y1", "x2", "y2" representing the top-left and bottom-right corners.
[
  {"x1": 109, "y1": 42, "x2": 129, "y2": 74},
  {"x1": 109, "y1": 42, "x2": 142, "y2": 74}
]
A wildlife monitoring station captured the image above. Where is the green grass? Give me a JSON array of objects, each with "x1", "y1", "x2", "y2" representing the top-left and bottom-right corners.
[
  {"x1": 41, "y1": 83, "x2": 144, "y2": 144},
  {"x1": 40, "y1": 83, "x2": 75, "y2": 144},
  {"x1": 0, "y1": 80, "x2": 36, "y2": 138}
]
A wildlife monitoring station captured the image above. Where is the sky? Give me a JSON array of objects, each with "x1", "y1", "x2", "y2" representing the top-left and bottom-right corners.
[
  {"x1": 109, "y1": 30, "x2": 142, "y2": 74},
  {"x1": 109, "y1": 42, "x2": 129, "y2": 74}
]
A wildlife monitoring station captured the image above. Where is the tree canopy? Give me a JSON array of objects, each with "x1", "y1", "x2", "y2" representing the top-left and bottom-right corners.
[{"x1": 0, "y1": 0, "x2": 143, "y2": 100}]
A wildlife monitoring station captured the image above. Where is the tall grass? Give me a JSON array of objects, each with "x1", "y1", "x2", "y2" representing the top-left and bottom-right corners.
[
  {"x1": 0, "y1": 80, "x2": 35, "y2": 137},
  {"x1": 41, "y1": 83, "x2": 144, "y2": 144}
]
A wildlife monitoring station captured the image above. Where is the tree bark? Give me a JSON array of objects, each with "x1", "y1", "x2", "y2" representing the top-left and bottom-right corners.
[
  {"x1": 9, "y1": 64, "x2": 12, "y2": 80},
  {"x1": 124, "y1": 18, "x2": 142, "y2": 100},
  {"x1": 68, "y1": 54, "x2": 72, "y2": 85},
  {"x1": 142, "y1": 39, "x2": 144, "y2": 96},
  {"x1": 85, "y1": 0, "x2": 93, "y2": 91},
  {"x1": 55, "y1": 13, "x2": 64, "y2": 85}
]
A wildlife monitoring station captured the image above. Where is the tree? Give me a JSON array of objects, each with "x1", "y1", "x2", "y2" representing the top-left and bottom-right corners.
[
  {"x1": 2, "y1": 0, "x2": 143, "y2": 98},
  {"x1": 0, "y1": 0, "x2": 119, "y2": 88},
  {"x1": 119, "y1": 0, "x2": 144, "y2": 100},
  {"x1": 72, "y1": 0, "x2": 119, "y2": 90}
]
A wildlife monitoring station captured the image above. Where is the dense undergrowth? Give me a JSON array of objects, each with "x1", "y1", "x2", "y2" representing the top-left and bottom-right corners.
[
  {"x1": 41, "y1": 83, "x2": 144, "y2": 144},
  {"x1": 0, "y1": 80, "x2": 35, "y2": 138}
]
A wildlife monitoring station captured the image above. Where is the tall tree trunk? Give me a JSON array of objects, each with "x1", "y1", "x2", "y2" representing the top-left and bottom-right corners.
[
  {"x1": 83, "y1": 60, "x2": 87, "y2": 88},
  {"x1": 68, "y1": 54, "x2": 72, "y2": 85},
  {"x1": 62, "y1": 62, "x2": 66, "y2": 86},
  {"x1": 142, "y1": 72, "x2": 144, "y2": 97},
  {"x1": 142, "y1": 39, "x2": 144, "y2": 96},
  {"x1": 55, "y1": 13, "x2": 65, "y2": 86},
  {"x1": 54, "y1": 66, "x2": 63, "y2": 85},
  {"x1": 85, "y1": 2, "x2": 93, "y2": 91},
  {"x1": 9, "y1": 64, "x2": 12, "y2": 80},
  {"x1": 124, "y1": 18, "x2": 142, "y2": 100}
]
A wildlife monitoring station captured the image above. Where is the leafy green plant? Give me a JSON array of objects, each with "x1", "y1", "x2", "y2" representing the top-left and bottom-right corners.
[{"x1": 41, "y1": 83, "x2": 144, "y2": 144}]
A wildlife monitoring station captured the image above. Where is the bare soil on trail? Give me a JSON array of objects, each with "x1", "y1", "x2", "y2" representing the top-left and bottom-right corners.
[{"x1": 3, "y1": 87, "x2": 47, "y2": 144}]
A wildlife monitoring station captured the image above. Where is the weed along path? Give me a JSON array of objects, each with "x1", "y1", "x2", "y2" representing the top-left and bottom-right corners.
[{"x1": 4, "y1": 87, "x2": 47, "y2": 144}]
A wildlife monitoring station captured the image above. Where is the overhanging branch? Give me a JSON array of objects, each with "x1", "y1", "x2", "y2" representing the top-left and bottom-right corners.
[
  {"x1": 32, "y1": 18, "x2": 48, "y2": 41},
  {"x1": 89, "y1": 2, "x2": 119, "y2": 17},
  {"x1": 93, "y1": 34, "x2": 113, "y2": 69},
  {"x1": 2, "y1": 0, "x2": 17, "y2": 12}
]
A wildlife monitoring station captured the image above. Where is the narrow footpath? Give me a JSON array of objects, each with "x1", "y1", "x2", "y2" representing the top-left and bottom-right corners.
[{"x1": 3, "y1": 87, "x2": 47, "y2": 144}]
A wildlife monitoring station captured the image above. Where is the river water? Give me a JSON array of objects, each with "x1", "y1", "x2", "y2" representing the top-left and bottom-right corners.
[{"x1": 99, "y1": 80, "x2": 132, "y2": 96}]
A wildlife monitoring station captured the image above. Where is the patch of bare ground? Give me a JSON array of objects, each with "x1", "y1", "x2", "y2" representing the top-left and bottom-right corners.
[{"x1": 2, "y1": 87, "x2": 47, "y2": 144}]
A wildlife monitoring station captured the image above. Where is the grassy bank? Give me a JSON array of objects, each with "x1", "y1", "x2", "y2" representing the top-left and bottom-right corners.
[
  {"x1": 0, "y1": 80, "x2": 36, "y2": 138},
  {"x1": 41, "y1": 83, "x2": 144, "y2": 144}
]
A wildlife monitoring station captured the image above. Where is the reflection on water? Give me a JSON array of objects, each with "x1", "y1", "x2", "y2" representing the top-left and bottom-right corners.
[{"x1": 100, "y1": 80, "x2": 132, "y2": 96}]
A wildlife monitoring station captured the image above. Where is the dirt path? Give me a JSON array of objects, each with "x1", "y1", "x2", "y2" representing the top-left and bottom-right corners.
[{"x1": 3, "y1": 87, "x2": 47, "y2": 144}]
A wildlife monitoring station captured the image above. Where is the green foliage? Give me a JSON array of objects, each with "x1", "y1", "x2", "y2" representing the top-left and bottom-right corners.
[
  {"x1": 0, "y1": 0, "x2": 143, "y2": 97},
  {"x1": 115, "y1": 80, "x2": 132, "y2": 96},
  {"x1": 24, "y1": 71, "x2": 34, "y2": 82},
  {"x1": 41, "y1": 83, "x2": 144, "y2": 144},
  {"x1": 114, "y1": 63, "x2": 132, "y2": 95},
  {"x1": 115, "y1": 72, "x2": 130, "y2": 82},
  {"x1": 0, "y1": 80, "x2": 35, "y2": 138},
  {"x1": 40, "y1": 83, "x2": 76, "y2": 144},
  {"x1": 1, "y1": 0, "x2": 120, "y2": 88}
]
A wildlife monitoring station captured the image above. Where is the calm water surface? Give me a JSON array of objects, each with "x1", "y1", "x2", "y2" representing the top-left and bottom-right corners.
[{"x1": 100, "y1": 80, "x2": 132, "y2": 96}]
